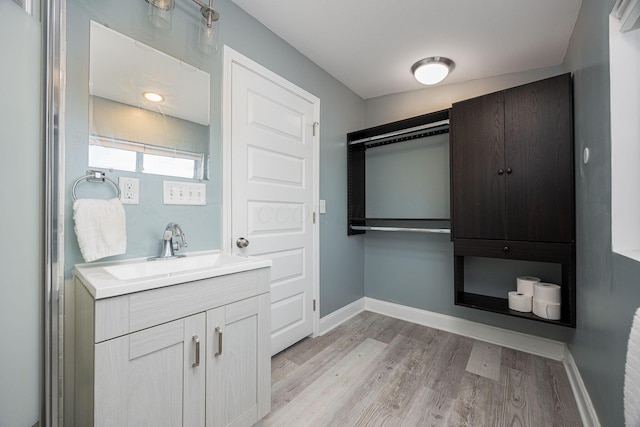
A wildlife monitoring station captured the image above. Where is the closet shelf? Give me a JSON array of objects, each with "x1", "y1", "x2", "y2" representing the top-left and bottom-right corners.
[{"x1": 350, "y1": 225, "x2": 450, "y2": 234}]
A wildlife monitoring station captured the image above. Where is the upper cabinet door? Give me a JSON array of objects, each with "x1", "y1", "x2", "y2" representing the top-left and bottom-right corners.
[
  {"x1": 504, "y1": 74, "x2": 574, "y2": 242},
  {"x1": 451, "y1": 90, "x2": 506, "y2": 239}
]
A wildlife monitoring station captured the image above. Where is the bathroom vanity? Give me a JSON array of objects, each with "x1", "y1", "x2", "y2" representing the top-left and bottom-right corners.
[{"x1": 73, "y1": 252, "x2": 272, "y2": 427}]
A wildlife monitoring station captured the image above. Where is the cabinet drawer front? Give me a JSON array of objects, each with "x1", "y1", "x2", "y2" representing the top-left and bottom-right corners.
[
  {"x1": 454, "y1": 239, "x2": 573, "y2": 263},
  {"x1": 128, "y1": 268, "x2": 270, "y2": 334}
]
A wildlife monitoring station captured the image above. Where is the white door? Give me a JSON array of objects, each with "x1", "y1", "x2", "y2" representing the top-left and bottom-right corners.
[{"x1": 224, "y1": 47, "x2": 319, "y2": 355}]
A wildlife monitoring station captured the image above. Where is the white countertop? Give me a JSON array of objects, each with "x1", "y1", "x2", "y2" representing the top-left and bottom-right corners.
[{"x1": 73, "y1": 250, "x2": 272, "y2": 300}]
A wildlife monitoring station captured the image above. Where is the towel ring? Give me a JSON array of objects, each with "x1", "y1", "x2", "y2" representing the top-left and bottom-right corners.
[{"x1": 72, "y1": 170, "x2": 121, "y2": 201}]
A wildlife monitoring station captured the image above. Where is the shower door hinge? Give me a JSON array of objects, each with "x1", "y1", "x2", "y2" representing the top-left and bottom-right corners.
[
  {"x1": 313, "y1": 299, "x2": 317, "y2": 311},
  {"x1": 313, "y1": 122, "x2": 319, "y2": 136}
]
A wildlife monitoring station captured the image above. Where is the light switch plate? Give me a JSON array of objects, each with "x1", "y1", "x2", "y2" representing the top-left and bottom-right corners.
[
  {"x1": 319, "y1": 199, "x2": 326, "y2": 214},
  {"x1": 119, "y1": 177, "x2": 139, "y2": 204},
  {"x1": 163, "y1": 180, "x2": 206, "y2": 205}
]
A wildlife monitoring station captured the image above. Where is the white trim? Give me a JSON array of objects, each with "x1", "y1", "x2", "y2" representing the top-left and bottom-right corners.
[
  {"x1": 363, "y1": 297, "x2": 566, "y2": 360},
  {"x1": 221, "y1": 45, "x2": 321, "y2": 337},
  {"x1": 319, "y1": 297, "x2": 599, "y2": 426},
  {"x1": 563, "y1": 348, "x2": 602, "y2": 427},
  {"x1": 318, "y1": 298, "x2": 366, "y2": 335}
]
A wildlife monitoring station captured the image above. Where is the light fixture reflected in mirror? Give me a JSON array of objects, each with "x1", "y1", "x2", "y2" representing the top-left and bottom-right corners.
[
  {"x1": 411, "y1": 57, "x2": 455, "y2": 85},
  {"x1": 142, "y1": 91, "x2": 165, "y2": 103},
  {"x1": 146, "y1": 0, "x2": 220, "y2": 55}
]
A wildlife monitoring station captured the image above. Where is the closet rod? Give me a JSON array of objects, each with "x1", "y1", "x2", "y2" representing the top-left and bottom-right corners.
[
  {"x1": 348, "y1": 119, "x2": 449, "y2": 145},
  {"x1": 350, "y1": 225, "x2": 451, "y2": 234}
]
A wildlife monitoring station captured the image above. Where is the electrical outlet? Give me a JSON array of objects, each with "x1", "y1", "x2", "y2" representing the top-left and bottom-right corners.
[
  {"x1": 118, "y1": 177, "x2": 140, "y2": 204},
  {"x1": 163, "y1": 180, "x2": 206, "y2": 205}
]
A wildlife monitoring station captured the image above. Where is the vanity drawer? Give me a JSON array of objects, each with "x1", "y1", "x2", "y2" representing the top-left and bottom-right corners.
[{"x1": 93, "y1": 267, "x2": 270, "y2": 342}]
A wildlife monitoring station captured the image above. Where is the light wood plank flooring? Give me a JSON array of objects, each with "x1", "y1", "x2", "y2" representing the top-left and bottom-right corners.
[{"x1": 264, "y1": 311, "x2": 582, "y2": 427}]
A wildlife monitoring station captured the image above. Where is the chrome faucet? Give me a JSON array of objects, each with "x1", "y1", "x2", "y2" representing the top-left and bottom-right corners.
[{"x1": 156, "y1": 222, "x2": 188, "y2": 259}]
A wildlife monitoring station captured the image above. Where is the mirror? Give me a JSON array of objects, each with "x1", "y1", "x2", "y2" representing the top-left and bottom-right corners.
[{"x1": 88, "y1": 21, "x2": 210, "y2": 180}]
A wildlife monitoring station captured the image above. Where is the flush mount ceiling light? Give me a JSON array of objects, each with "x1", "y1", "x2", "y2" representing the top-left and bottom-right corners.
[
  {"x1": 145, "y1": 0, "x2": 220, "y2": 54},
  {"x1": 142, "y1": 91, "x2": 165, "y2": 103},
  {"x1": 411, "y1": 57, "x2": 455, "y2": 85}
]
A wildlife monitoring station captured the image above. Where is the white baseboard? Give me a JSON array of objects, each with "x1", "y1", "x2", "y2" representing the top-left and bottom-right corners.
[
  {"x1": 319, "y1": 297, "x2": 599, "y2": 427},
  {"x1": 563, "y1": 347, "x2": 601, "y2": 427},
  {"x1": 318, "y1": 298, "x2": 365, "y2": 335},
  {"x1": 363, "y1": 297, "x2": 566, "y2": 360}
]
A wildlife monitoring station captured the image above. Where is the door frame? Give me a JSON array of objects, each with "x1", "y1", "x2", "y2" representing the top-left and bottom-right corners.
[{"x1": 221, "y1": 45, "x2": 320, "y2": 339}]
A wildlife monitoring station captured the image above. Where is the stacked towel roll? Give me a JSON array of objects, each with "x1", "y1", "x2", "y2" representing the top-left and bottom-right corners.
[
  {"x1": 508, "y1": 276, "x2": 539, "y2": 312},
  {"x1": 532, "y1": 282, "x2": 562, "y2": 320}
]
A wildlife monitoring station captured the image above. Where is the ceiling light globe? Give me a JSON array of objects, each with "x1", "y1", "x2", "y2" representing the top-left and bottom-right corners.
[{"x1": 411, "y1": 57, "x2": 454, "y2": 85}]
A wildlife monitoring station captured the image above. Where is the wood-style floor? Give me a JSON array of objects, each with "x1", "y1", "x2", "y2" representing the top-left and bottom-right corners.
[{"x1": 263, "y1": 311, "x2": 582, "y2": 427}]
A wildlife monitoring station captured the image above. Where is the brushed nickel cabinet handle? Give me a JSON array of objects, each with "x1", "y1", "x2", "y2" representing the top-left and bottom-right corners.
[
  {"x1": 192, "y1": 335, "x2": 200, "y2": 368},
  {"x1": 215, "y1": 326, "x2": 223, "y2": 357}
]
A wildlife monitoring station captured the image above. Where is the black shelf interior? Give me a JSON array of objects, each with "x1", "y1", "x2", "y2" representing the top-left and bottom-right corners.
[
  {"x1": 351, "y1": 218, "x2": 450, "y2": 228},
  {"x1": 456, "y1": 291, "x2": 573, "y2": 327},
  {"x1": 454, "y1": 248, "x2": 576, "y2": 328}
]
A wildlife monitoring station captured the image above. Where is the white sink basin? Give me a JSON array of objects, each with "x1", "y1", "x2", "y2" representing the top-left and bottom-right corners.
[
  {"x1": 73, "y1": 251, "x2": 271, "y2": 299},
  {"x1": 104, "y1": 253, "x2": 247, "y2": 281}
]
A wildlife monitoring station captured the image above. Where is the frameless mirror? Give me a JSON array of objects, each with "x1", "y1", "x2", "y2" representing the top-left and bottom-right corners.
[{"x1": 88, "y1": 21, "x2": 210, "y2": 180}]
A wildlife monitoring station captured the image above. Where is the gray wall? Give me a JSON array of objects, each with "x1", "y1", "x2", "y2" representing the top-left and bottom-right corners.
[
  {"x1": 0, "y1": 2, "x2": 42, "y2": 427},
  {"x1": 563, "y1": 0, "x2": 637, "y2": 425},
  {"x1": 64, "y1": 0, "x2": 365, "y2": 316}
]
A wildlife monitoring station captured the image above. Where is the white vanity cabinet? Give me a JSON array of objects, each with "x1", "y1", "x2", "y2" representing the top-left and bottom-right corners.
[{"x1": 74, "y1": 260, "x2": 271, "y2": 427}]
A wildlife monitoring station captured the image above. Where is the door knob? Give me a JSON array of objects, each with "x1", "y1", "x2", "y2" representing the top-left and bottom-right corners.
[{"x1": 236, "y1": 237, "x2": 250, "y2": 248}]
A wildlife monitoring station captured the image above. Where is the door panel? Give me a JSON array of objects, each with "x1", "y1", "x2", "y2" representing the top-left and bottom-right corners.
[
  {"x1": 94, "y1": 314, "x2": 206, "y2": 427},
  {"x1": 451, "y1": 91, "x2": 506, "y2": 239},
  {"x1": 230, "y1": 60, "x2": 317, "y2": 355},
  {"x1": 207, "y1": 295, "x2": 270, "y2": 427},
  {"x1": 504, "y1": 74, "x2": 574, "y2": 242}
]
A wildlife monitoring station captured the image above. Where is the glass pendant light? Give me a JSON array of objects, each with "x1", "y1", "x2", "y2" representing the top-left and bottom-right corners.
[
  {"x1": 198, "y1": 0, "x2": 220, "y2": 54},
  {"x1": 147, "y1": 0, "x2": 175, "y2": 30}
]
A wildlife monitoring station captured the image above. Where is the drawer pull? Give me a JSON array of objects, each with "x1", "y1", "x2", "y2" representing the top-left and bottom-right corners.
[
  {"x1": 215, "y1": 326, "x2": 223, "y2": 357},
  {"x1": 503, "y1": 246, "x2": 510, "y2": 253},
  {"x1": 192, "y1": 335, "x2": 200, "y2": 368}
]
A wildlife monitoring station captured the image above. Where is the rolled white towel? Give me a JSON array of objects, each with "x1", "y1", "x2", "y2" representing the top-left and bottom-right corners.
[{"x1": 73, "y1": 198, "x2": 126, "y2": 262}]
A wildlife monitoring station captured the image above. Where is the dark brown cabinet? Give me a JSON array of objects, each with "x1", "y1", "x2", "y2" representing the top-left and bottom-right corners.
[{"x1": 450, "y1": 73, "x2": 576, "y2": 327}]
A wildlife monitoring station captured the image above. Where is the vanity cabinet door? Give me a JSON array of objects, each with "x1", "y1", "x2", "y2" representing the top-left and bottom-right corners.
[
  {"x1": 206, "y1": 294, "x2": 271, "y2": 427},
  {"x1": 94, "y1": 313, "x2": 206, "y2": 427}
]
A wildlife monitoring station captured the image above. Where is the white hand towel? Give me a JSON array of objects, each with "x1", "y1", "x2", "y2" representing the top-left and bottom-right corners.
[
  {"x1": 73, "y1": 198, "x2": 127, "y2": 262},
  {"x1": 625, "y1": 307, "x2": 640, "y2": 426}
]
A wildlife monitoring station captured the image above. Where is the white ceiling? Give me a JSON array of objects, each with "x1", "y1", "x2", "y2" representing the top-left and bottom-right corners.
[
  {"x1": 230, "y1": 0, "x2": 583, "y2": 99},
  {"x1": 90, "y1": 22, "x2": 210, "y2": 125}
]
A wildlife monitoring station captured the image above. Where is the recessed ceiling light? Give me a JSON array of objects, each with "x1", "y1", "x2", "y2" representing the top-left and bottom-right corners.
[
  {"x1": 142, "y1": 91, "x2": 165, "y2": 103},
  {"x1": 411, "y1": 57, "x2": 455, "y2": 85}
]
